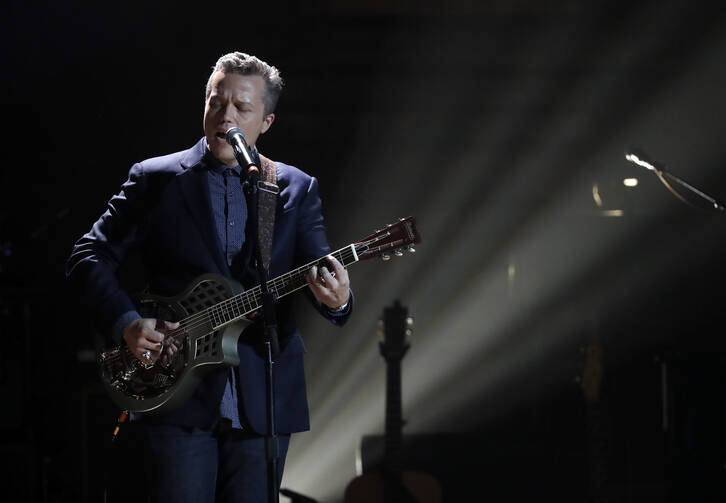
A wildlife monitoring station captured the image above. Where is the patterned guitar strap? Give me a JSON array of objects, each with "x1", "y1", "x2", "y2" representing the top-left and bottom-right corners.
[{"x1": 257, "y1": 154, "x2": 279, "y2": 273}]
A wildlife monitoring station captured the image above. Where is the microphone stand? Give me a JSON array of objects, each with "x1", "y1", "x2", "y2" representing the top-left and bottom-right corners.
[
  {"x1": 243, "y1": 169, "x2": 281, "y2": 503},
  {"x1": 625, "y1": 149, "x2": 726, "y2": 212}
]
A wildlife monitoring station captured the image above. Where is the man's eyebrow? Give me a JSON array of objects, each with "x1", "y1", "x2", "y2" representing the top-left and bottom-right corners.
[{"x1": 207, "y1": 93, "x2": 256, "y2": 106}]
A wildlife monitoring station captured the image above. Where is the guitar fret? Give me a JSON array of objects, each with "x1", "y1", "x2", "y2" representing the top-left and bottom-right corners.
[
  {"x1": 211, "y1": 306, "x2": 222, "y2": 327},
  {"x1": 250, "y1": 289, "x2": 261, "y2": 311},
  {"x1": 203, "y1": 243, "x2": 369, "y2": 330}
]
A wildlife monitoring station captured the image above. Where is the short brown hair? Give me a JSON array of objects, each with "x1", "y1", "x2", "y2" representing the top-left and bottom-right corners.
[{"x1": 205, "y1": 52, "x2": 284, "y2": 116}]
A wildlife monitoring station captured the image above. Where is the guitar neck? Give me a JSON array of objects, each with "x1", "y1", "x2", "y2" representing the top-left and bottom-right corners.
[
  {"x1": 385, "y1": 358, "x2": 404, "y2": 471},
  {"x1": 193, "y1": 243, "x2": 360, "y2": 330}
]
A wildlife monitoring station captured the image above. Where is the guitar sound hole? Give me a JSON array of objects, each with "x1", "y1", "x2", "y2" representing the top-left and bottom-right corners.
[
  {"x1": 181, "y1": 280, "x2": 229, "y2": 315},
  {"x1": 195, "y1": 333, "x2": 220, "y2": 358}
]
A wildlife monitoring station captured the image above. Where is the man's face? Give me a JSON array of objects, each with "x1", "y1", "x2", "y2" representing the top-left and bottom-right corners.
[{"x1": 203, "y1": 71, "x2": 274, "y2": 166}]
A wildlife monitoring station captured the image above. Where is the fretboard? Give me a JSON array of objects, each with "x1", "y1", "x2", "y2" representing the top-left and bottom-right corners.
[{"x1": 200, "y1": 243, "x2": 360, "y2": 329}]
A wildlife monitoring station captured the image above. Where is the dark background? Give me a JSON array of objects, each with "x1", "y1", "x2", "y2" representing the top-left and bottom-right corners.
[{"x1": 3, "y1": 1, "x2": 726, "y2": 501}]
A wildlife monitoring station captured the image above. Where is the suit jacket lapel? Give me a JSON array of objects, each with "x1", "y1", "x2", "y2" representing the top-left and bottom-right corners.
[{"x1": 176, "y1": 140, "x2": 232, "y2": 277}]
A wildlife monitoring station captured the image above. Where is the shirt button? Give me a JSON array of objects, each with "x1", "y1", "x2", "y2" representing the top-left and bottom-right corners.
[{"x1": 230, "y1": 221, "x2": 234, "y2": 226}]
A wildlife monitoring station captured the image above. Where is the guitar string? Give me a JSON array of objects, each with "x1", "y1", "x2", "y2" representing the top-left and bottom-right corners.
[
  {"x1": 170, "y1": 232, "x2": 410, "y2": 338},
  {"x1": 114, "y1": 249, "x2": 355, "y2": 363},
  {"x1": 159, "y1": 254, "x2": 351, "y2": 343},
  {"x1": 154, "y1": 245, "x2": 360, "y2": 343},
  {"x1": 117, "y1": 231, "x2": 408, "y2": 363},
  {"x1": 111, "y1": 229, "x2": 413, "y2": 366}
]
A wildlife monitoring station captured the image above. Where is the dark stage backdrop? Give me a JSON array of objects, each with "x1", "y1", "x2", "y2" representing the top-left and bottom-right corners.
[{"x1": 3, "y1": 1, "x2": 726, "y2": 501}]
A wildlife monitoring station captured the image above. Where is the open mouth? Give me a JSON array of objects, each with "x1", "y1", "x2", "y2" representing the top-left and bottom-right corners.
[{"x1": 215, "y1": 132, "x2": 226, "y2": 140}]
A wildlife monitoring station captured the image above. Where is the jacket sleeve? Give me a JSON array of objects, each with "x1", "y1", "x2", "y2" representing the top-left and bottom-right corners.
[
  {"x1": 65, "y1": 162, "x2": 151, "y2": 336},
  {"x1": 295, "y1": 174, "x2": 354, "y2": 327}
]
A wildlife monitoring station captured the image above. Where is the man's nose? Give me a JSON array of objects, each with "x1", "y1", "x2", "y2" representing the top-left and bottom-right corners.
[{"x1": 222, "y1": 103, "x2": 236, "y2": 123}]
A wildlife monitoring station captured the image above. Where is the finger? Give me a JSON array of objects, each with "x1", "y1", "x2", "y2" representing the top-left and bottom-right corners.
[
  {"x1": 306, "y1": 274, "x2": 334, "y2": 303},
  {"x1": 164, "y1": 342, "x2": 179, "y2": 356},
  {"x1": 158, "y1": 319, "x2": 180, "y2": 331},
  {"x1": 307, "y1": 277, "x2": 326, "y2": 298},
  {"x1": 138, "y1": 338, "x2": 164, "y2": 352},
  {"x1": 306, "y1": 265, "x2": 318, "y2": 285},
  {"x1": 143, "y1": 327, "x2": 166, "y2": 344},
  {"x1": 308, "y1": 266, "x2": 328, "y2": 287},
  {"x1": 326, "y1": 255, "x2": 345, "y2": 274},
  {"x1": 326, "y1": 256, "x2": 349, "y2": 286},
  {"x1": 319, "y1": 266, "x2": 339, "y2": 290}
]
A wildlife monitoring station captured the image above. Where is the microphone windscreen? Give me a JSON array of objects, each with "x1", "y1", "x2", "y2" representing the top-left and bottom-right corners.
[{"x1": 225, "y1": 127, "x2": 245, "y2": 144}]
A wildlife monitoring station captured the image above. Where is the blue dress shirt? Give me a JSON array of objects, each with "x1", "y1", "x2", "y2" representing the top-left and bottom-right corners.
[{"x1": 206, "y1": 157, "x2": 247, "y2": 430}]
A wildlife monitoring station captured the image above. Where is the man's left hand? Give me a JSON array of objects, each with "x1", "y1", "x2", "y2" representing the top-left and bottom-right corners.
[{"x1": 306, "y1": 255, "x2": 350, "y2": 310}]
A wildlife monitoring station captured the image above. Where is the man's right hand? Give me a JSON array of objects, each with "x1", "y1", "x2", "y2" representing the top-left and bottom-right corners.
[{"x1": 123, "y1": 318, "x2": 179, "y2": 364}]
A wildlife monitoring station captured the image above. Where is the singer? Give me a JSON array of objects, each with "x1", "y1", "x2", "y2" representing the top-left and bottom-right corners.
[{"x1": 66, "y1": 52, "x2": 353, "y2": 502}]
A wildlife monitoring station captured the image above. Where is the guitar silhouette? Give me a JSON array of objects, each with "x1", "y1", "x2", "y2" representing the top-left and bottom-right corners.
[{"x1": 344, "y1": 300, "x2": 442, "y2": 503}]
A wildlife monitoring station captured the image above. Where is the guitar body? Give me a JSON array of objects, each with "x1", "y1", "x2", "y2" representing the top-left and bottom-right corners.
[
  {"x1": 98, "y1": 274, "x2": 250, "y2": 413},
  {"x1": 344, "y1": 471, "x2": 442, "y2": 503}
]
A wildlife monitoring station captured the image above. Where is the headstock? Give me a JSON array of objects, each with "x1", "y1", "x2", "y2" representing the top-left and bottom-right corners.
[
  {"x1": 378, "y1": 300, "x2": 413, "y2": 362},
  {"x1": 355, "y1": 216, "x2": 421, "y2": 262}
]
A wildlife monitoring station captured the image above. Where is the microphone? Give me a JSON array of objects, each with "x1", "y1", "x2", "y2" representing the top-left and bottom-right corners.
[
  {"x1": 225, "y1": 127, "x2": 260, "y2": 180},
  {"x1": 624, "y1": 148, "x2": 664, "y2": 172}
]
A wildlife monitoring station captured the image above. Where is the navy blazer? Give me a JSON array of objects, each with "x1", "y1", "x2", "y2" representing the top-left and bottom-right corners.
[{"x1": 66, "y1": 138, "x2": 352, "y2": 434}]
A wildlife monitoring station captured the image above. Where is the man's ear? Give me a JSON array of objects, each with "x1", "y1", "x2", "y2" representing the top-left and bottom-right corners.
[{"x1": 261, "y1": 113, "x2": 275, "y2": 134}]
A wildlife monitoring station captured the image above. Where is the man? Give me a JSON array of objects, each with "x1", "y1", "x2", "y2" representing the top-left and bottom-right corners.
[{"x1": 66, "y1": 52, "x2": 352, "y2": 502}]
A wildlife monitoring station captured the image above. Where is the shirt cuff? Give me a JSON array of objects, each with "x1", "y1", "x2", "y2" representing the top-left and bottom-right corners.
[{"x1": 326, "y1": 299, "x2": 349, "y2": 314}]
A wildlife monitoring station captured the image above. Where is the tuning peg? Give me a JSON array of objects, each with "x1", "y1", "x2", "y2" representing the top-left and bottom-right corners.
[
  {"x1": 394, "y1": 249, "x2": 403, "y2": 257},
  {"x1": 381, "y1": 253, "x2": 391, "y2": 261},
  {"x1": 407, "y1": 245, "x2": 416, "y2": 253}
]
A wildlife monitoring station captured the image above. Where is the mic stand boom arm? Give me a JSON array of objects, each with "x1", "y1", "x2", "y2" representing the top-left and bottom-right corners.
[{"x1": 625, "y1": 150, "x2": 726, "y2": 212}]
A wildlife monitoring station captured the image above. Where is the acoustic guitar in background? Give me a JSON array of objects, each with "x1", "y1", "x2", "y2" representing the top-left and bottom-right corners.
[
  {"x1": 578, "y1": 342, "x2": 615, "y2": 503},
  {"x1": 344, "y1": 300, "x2": 442, "y2": 503}
]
